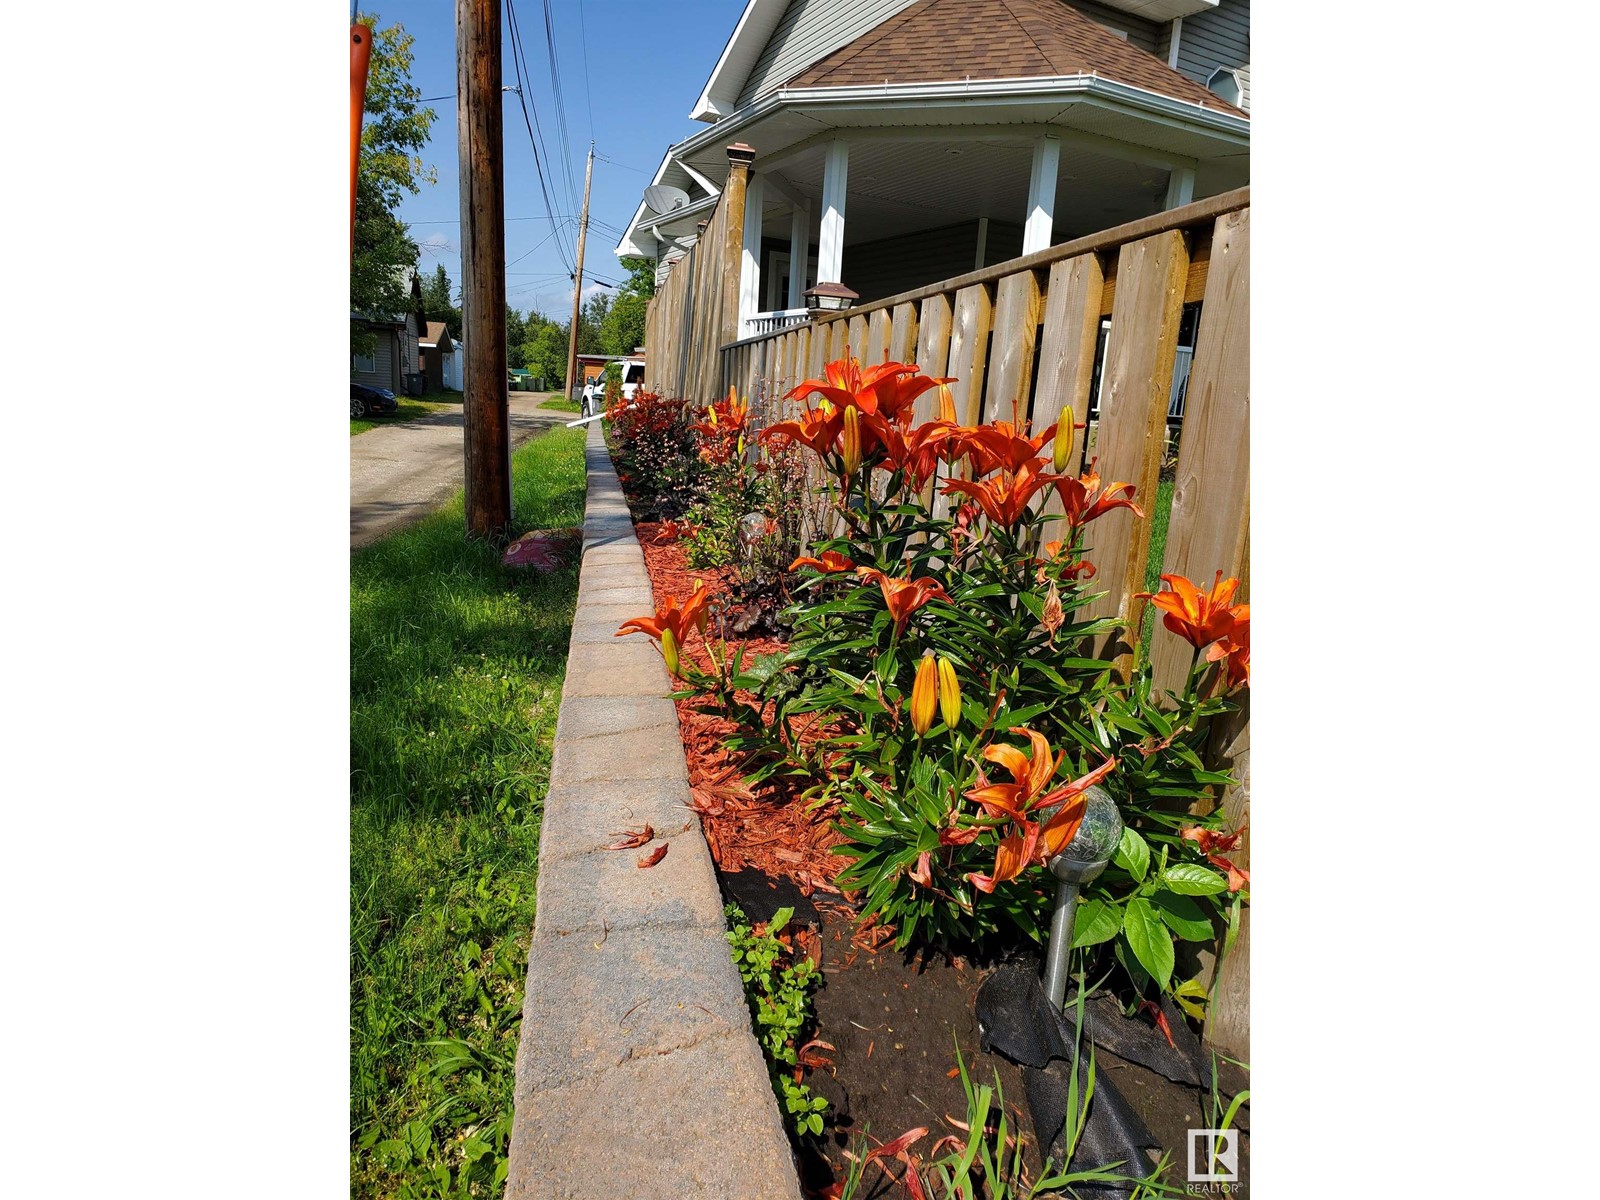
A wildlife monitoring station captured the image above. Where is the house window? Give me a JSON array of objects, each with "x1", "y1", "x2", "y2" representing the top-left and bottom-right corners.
[{"x1": 353, "y1": 348, "x2": 376, "y2": 373}]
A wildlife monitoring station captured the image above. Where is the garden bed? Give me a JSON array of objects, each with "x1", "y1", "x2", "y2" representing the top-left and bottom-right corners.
[{"x1": 632, "y1": 516, "x2": 1248, "y2": 1198}]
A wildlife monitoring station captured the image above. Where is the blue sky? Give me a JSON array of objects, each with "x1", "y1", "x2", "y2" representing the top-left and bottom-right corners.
[{"x1": 369, "y1": 0, "x2": 740, "y2": 320}]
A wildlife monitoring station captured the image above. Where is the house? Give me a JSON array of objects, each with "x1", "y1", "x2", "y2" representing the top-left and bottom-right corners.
[
  {"x1": 615, "y1": 0, "x2": 1248, "y2": 340},
  {"x1": 418, "y1": 321, "x2": 457, "y2": 393},
  {"x1": 350, "y1": 311, "x2": 421, "y2": 395},
  {"x1": 352, "y1": 266, "x2": 426, "y2": 394}
]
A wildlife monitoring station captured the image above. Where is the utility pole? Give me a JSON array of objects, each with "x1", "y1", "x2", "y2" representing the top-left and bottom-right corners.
[
  {"x1": 457, "y1": 0, "x2": 510, "y2": 540},
  {"x1": 565, "y1": 143, "x2": 595, "y2": 406}
]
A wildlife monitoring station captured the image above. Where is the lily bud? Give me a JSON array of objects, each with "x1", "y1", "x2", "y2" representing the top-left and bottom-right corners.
[
  {"x1": 938, "y1": 383, "x2": 956, "y2": 425},
  {"x1": 660, "y1": 626, "x2": 681, "y2": 677},
  {"x1": 841, "y1": 406, "x2": 863, "y2": 473},
  {"x1": 708, "y1": 404, "x2": 719, "y2": 427},
  {"x1": 1053, "y1": 406, "x2": 1074, "y2": 473},
  {"x1": 911, "y1": 653, "x2": 938, "y2": 736},
  {"x1": 937, "y1": 657, "x2": 961, "y2": 730}
]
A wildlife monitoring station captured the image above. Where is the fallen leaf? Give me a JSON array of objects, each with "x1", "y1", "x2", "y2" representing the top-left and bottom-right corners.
[
  {"x1": 604, "y1": 824, "x2": 654, "y2": 850},
  {"x1": 637, "y1": 844, "x2": 668, "y2": 868}
]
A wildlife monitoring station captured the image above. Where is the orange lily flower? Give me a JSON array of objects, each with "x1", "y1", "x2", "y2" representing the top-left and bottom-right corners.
[
  {"x1": 959, "y1": 421, "x2": 1059, "y2": 476},
  {"x1": 856, "y1": 567, "x2": 952, "y2": 635},
  {"x1": 871, "y1": 417, "x2": 959, "y2": 491},
  {"x1": 616, "y1": 581, "x2": 711, "y2": 676},
  {"x1": 1054, "y1": 459, "x2": 1143, "y2": 530},
  {"x1": 1038, "y1": 540, "x2": 1097, "y2": 581},
  {"x1": 941, "y1": 461, "x2": 1060, "y2": 528},
  {"x1": 789, "y1": 550, "x2": 857, "y2": 573},
  {"x1": 1182, "y1": 826, "x2": 1250, "y2": 892},
  {"x1": 760, "y1": 405, "x2": 843, "y2": 458},
  {"x1": 1136, "y1": 571, "x2": 1242, "y2": 650},
  {"x1": 1205, "y1": 606, "x2": 1250, "y2": 687},
  {"x1": 965, "y1": 729, "x2": 1118, "y2": 893},
  {"x1": 786, "y1": 355, "x2": 952, "y2": 426}
]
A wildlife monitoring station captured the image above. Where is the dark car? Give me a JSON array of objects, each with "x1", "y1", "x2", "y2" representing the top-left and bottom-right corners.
[{"x1": 351, "y1": 383, "x2": 399, "y2": 418}]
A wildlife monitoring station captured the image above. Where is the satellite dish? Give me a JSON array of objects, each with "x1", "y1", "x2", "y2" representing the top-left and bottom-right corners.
[{"x1": 643, "y1": 184, "x2": 691, "y2": 216}]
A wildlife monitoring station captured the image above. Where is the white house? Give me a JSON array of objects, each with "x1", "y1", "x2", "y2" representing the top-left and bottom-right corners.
[{"x1": 615, "y1": 0, "x2": 1249, "y2": 338}]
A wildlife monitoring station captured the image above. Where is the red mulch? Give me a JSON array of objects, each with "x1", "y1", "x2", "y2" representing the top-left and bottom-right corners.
[{"x1": 633, "y1": 520, "x2": 850, "y2": 899}]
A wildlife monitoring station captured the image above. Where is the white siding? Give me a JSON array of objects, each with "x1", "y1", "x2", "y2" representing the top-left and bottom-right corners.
[
  {"x1": 737, "y1": 0, "x2": 921, "y2": 107},
  {"x1": 1173, "y1": 0, "x2": 1248, "y2": 91}
]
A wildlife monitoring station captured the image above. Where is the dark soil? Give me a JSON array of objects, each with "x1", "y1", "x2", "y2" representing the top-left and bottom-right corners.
[{"x1": 722, "y1": 872, "x2": 1248, "y2": 1198}]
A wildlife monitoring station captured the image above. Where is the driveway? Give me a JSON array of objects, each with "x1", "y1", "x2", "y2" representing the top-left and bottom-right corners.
[{"x1": 351, "y1": 391, "x2": 578, "y2": 549}]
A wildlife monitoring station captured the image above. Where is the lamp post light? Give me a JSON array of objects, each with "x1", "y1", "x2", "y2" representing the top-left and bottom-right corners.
[
  {"x1": 803, "y1": 281, "x2": 859, "y2": 314},
  {"x1": 1039, "y1": 785, "x2": 1123, "y2": 1010}
]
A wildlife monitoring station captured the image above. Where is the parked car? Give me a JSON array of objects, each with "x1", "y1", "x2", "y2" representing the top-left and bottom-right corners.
[{"x1": 351, "y1": 383, "x2": 399, "y2": 418}]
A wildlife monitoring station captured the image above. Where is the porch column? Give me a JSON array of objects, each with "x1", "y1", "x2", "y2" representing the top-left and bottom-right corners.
[
  {"x1": 787, "y1": 202, "x2": 810, "y2": 309},
  {"x1": 1023, "y1": 134, "x2": 1060, "y2": 255},
  {"x1": 1164, "y1": 167, "x2": 1195, "y2": 210},
  {"x1": 739, "y1": 173, "x2": 766, "y2": 336},
  {"x1": 818, "y1": 139, "x2": 849, "y2": 284}
]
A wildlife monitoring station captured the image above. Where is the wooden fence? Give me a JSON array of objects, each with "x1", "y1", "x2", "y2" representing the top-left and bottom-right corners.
[
  {"x1": 649, "y1": 185, "x2": 1251, "y2": 1056},
  {"x1": 641, "y1": 145, "x2": 751, "y2": 405}
]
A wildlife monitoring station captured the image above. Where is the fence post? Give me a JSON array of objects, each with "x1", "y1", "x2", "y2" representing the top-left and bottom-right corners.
[{"x1": 722, "y1": 145, "x2": 754, "y2": 350}]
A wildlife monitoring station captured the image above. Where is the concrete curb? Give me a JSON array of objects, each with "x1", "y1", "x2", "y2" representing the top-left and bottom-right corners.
[{"x1": 506, "y1": 423, "x2": 801, "y2": 1200}]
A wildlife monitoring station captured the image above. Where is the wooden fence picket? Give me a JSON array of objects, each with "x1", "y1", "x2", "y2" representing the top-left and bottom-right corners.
[
  {"x1": 983, "y1": 270, "x2": 1042, "y2": 426},
  {"x1": 1079, "y1": 229, "x2": 1189, "y2": 672},
  {"x1": 1150, "y1": 207, "x2": 1251, "y2": 696}
]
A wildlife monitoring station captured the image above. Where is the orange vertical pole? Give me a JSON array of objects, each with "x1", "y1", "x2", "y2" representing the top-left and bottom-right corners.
[{"x1": 350, "y1": 24, "x2": 373, "y2": 254}]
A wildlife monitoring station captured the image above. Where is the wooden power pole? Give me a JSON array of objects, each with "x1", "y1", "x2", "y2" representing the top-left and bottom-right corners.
[
  {"x1": 457, "y1": 0, "x2": 510, "y2": 540},
  {"x1": 564, "y1": 144, "x2": 595, "y2": 404}
]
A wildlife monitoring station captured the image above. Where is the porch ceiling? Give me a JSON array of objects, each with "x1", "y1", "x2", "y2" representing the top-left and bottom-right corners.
[
  {"x1": 750, "y1": 134, "x2": 1209, "y2": 248},
  {"x1": 673, "y1": 86, "x2": 1248, "y2": 188}
]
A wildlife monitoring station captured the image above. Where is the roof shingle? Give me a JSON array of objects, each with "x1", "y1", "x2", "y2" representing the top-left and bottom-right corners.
[{"x1": 789, "y1": 0, "x2": 1246, "y2": 119}]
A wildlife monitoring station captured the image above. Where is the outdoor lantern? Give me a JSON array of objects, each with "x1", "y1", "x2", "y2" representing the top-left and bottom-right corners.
[
  {"x1": 1040, "y1": 785, "x2": 1123, "y2": 1009},
  {"x1": 803, "y1": 281, "x2": 859, "y2": 313}
]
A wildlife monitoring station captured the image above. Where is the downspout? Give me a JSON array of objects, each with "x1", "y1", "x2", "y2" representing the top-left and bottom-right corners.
[{"x1": 1167, "y1": 17, "x2": 1183, "y2": 70}]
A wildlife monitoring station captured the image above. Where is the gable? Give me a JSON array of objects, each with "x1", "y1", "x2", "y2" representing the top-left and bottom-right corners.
[
  {"x1": 734, "y1": 0, "x2": 922, "y2": 109},
  {"x1": 790, "y1": 0, "x2": 1244, "y2": 117}
]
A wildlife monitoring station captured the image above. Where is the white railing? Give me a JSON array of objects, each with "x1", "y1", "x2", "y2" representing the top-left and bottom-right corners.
[
  {"x1": 744, "y1": 308, "x2": 810, "y2": 337},
  {"x1": 1167, "y1": 345, "x2": 1195, "y2": 421}
]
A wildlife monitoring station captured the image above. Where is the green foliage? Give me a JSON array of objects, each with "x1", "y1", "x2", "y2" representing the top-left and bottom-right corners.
[
  {"x1": 724, "y1": 903, "x2": 829, "y2": 1138},
  {"x1": 525, "y1": 324, "x2": 569, "y2": 388},
  {"x1": 599, "y1": 290, "x2": 648, "y2": 355},
  {"x1": 351, "y1": 14, "x2": 437, "y2": 320},
  {"x1": 618, "y1": 255, "x2": 657, "y2": 299},
  {"x1": 350, "y1": 427, "x2": 587, "y2": 1199},
  {"x1": 421, "y1": 265, "x2": 461, "y2": 340}
]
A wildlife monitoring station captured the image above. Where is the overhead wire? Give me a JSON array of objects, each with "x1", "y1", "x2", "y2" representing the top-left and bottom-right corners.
[{"x1": 504, "y1": 0, "x2": 576, "y2": 276}]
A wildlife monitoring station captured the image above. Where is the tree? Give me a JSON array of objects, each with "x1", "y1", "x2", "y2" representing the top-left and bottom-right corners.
[
  {"x1": 599, "y1": 291, "x2": 647, "y2": 356},
  {"x1": 526, "y1": 324, "x2": 569, "y2": 387},
  {"x1": 578, "y1": 291, "x2": 610, "y2": 356},
  {"x1": 351, "y1": 15, "x2": 437, "y2": 340},
  {"x1": 619, "y1": 256, "x2": 657, "y2": 300},
  {"x1": 421, "y1": 264, "x2": 461, "y2": 338},
  {"x1": 505, "y1": 306, "x2": 529, "y2": 369}
]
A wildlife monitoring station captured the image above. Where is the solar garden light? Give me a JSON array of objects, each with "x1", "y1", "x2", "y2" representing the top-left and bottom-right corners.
[{"x1": 1040, "y1": 785, "x2": 1123, "y2": 1010}]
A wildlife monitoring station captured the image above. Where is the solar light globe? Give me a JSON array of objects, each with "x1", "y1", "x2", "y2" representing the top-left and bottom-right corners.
[{"x1": 1046, "y1": 785, "x2": 1122, "y2": 884}]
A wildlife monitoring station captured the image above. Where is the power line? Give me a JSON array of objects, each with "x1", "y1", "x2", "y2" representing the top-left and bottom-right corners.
[
  {"x1": 538, "y1": 0, "x2": 582, "y2": 217},
  {"x1": 595, "y1": 153, "x2": 651, "y2": 175},
  {"x1": 503, "y1": 0, "x2": 576, "y2": 276},
  {"x1": 575, "y1": 0, "x2": 595, "y2": 143}
]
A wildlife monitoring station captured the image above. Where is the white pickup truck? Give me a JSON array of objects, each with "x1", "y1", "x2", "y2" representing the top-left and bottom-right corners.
[{"x1": 581, "y1": 361, "x2": 646, "y2": 416}]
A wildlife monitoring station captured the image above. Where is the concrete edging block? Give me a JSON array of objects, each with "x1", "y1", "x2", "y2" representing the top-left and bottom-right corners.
[{"x1": 507, "y1": 423, "x2": 800, "y2": 1200}]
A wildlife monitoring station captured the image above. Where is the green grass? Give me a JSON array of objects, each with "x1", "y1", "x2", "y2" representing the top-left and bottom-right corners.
[
  {"x1": 351, "y1": 425, "x2": 587, "y2": 1199},
  {"x1": 1139, "y1": 478, "x2": 1176, "y2": 655},
  {"x1": 352, "y1": 396, "x2": 462, "y2": 436},
  {"x1": 538, "y1": 395, "x2": 581, "y2": 413}
]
